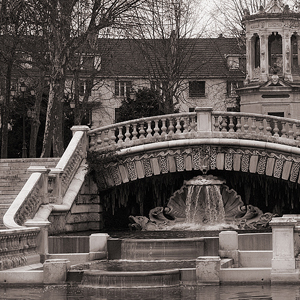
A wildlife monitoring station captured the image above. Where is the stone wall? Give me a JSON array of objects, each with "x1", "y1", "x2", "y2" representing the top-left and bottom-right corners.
[{"x1": 48, "y1": 174, "x2": 102, "y2": 235}]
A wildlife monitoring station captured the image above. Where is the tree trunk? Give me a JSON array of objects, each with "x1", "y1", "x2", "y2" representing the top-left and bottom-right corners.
[
  {"x1": 29, "y1": 76, "x2": 44, "y2": 158},
  {"x1": 1, "y1": 61, "x2": 12, "y2": 158},
  {"x1": 52, "y1": 84, "x2": 64, "y2": 157}
]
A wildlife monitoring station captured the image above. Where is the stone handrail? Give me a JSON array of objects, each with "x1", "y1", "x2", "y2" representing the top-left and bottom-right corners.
[
  {"x1": 3, "y1": 169, "x2": 49, "y2": 228},
  {"x1": 48, "y1": 126, "x2": 89, "y2": 204},
  {"x1": 88, "y1": 107, "x2": 300, "y2": 153},
  {"x1": 3, "y1": 126, "x2": 90, "y2": 229}
]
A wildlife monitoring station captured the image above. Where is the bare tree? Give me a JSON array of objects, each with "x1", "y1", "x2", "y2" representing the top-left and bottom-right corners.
[
  {"x1": 124, "y1": 0, "x2": 209, "y2": 113},
  {"x1": 0, "y1": 0, "x2": 35, "y2": 158},
  {"x1": 27, "y1": 0, "x2": 143, "y2": 157}
]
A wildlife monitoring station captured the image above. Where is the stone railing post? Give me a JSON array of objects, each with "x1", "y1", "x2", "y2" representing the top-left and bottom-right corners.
[
  {"x1": 71, "y1": 125, "x2": 90, "y2": 157},
  {"x1": 25, "y1": 219, "x2": 51, "y2": 263},
  {"x1": 269, "y1": 217, "x2": 298, "y2": 282},
  {"x1": 195, "y1": 107, "x2": 213, "y2": 133},
  {"x1": 27, "y1": 166, "x2": 50, "y2": 204},
  {"x1": 49, "y1": 169, "x2": 63, "y2": 205}
]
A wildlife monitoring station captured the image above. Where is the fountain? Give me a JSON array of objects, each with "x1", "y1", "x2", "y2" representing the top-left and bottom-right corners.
[
  {"x1": 129, "y1": 175, "x2": 273, "y2": 231},
  {"x1": 78, "y1": 175, "x2": 274, "y2": 289}
]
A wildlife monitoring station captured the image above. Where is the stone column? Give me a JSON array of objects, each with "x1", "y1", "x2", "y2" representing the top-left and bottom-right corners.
[
  {"x1": 282, "y1": 31, "x2": 293, "y2": 81},
  {"x1": 259, "y1": 33, "x2": 269, "y2": 82},
  {"x1": 245, "y1": 34, "x2": 253, "y2": 82},
  {"x1": 270, "y1": 217, "x2": 299, "y2": 282}
]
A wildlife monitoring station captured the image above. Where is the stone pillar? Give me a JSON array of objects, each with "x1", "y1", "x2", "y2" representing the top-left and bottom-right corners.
[
  {"x1": 219, "y1": 231, "x2": 238, "y2": 265},
  {"x1": 25, "y1": 220, "x2": 51, "y2": 263},
  {"x1": 43, "y1": 259, "x2": 69, "y2": 284},
  {"x1": 282, "y1": 31, "x2": 293, "y2": 81},
  {"x1": 71, "y1": 125, "x2": 90, "y2": 157},
  {"x1": 270, "y1": 217, "x2": 299, "y2": 282},
  {"x1": 196, "y1": 256, "x2": 221, "y2": 285},
  {"x1": 259, "y1": 33, "x2": 269, "y2": 82},
  {"x1": 89, "y1": 233, "x2": 109, "y2": 260},
  {"x1": 27, "y1": 166, "x2": 50, "y2": 204},
  {"x1": 195, "y1": 107, "x2": 213, "y2": 133},
  {"x1": 245, "y1": 34, "x2": 253, "y2": 82}
]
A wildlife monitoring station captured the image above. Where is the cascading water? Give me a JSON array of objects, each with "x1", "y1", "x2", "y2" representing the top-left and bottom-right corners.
[
  {"x1": 129, "y1": 175, "x2": 273, "y2": 231},
  {"x1": 184, "y1": 177, "x2": 226, "y2": 225}
]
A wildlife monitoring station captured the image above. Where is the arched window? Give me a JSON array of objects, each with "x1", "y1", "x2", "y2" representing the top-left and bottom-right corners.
[
  {"x1": 268, "y1": 32, "x2": 282, "y2": 74},
  {"x1": 291, "y1": 34, "x2": 299, "y2": 73}
]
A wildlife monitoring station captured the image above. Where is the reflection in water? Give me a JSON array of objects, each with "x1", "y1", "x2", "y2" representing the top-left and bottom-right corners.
[{"x1": 0, "y1": 285, "x2": 299, "y2": 299}]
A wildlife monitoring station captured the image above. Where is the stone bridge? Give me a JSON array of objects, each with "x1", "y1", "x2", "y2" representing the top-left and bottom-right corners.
[{"x1": 88, "y1": 107, "x2": 300, "y2": 190}]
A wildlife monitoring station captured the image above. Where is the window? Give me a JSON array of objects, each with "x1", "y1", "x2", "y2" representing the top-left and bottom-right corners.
[
  {"x1": 115, "y1": 81, "x2": 132, "y2": 97},
  {"x1": 227, "y1": 81, "x2": 243, "y2": 97},
  {"x1": 227, "y1": 56, "x2": 240, "y2": 70},
  {"x1": 189, "y1": 81, "x2": 205, "y2": 97},
  {"x1": 78, "y1": 80, "x2": 93, "y2": 97}
]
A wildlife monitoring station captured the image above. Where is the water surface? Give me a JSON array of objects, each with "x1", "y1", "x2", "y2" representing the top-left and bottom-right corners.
[{"x1": 0, "y1": 284, "x2": 299, "y2": 299}]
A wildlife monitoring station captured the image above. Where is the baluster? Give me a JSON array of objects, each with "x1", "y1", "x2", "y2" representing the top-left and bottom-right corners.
[
  {"x1": 168, "y1": 118, "x2": 174, "y2": 136},
  {"x1": 281, "y1": 121, "x2": 287, "y2": 138},
  {"x1": 228, "y1": 116, "x2": 234, "y2": 132},
  {"x1": 175, "y1": 117, "x2": 181, "y2": 137},
  {"x1": 146, "y1": 120, "x2": 152, "y2": 140},
  {"x1": 296, "y1": 124, "x2": 300, "y2": 141},
  {"x1": 221, "y1": 116, "x2": 227, "y2": 132},
  {"x1": 243, "y1": 117, "x2": 249, "y2": 133},
  {"x1": 236, "y1": 116, "x2": 242, "y2": 133},
  {"x1": 258, "y1": 118, "x2": 264, "y2": 135},
  {"x1": 251, "y1": 117, "x2": 257, "y2": 134},
  {"x1": 110, "y1": 128, "x2": 117, "y2": 146},
  {"x1": 273, "y1": 120, "x2": 279, "y2": 137},
  {"x1": 124, "y1": 125, "x2": 131, "y2": 143},
  {"x1": 190, "y1": 116, "x2": 196, "y2": 133},
  {"x1": 89, "y1": 133, "x2": 96, "y2": 149},
  {"x1": 132, "y1": 123, "x2": 138, "y2": 140},
  {"x1": 161, "y1": 118, "x2": 167, "y2": 137},
  {"x1": 103, "y1": 129, "x2": 110, "y2": 146},
  {"x1": 214, "y1": 116, "x2": 220, "y2": 131},
  {"x1": 183, "y1": 116, "x2": 189, "y2": 134},
  {"x1": 139, "y1": 123, "x2": 146, "y2": 139},
  {"x1": 153, "y1": 119, "x2": 160, "y2": 138},
  {"x1": 96, "y1": 130, "x2": 102, "y2": 146},
  {"x1": 266, "y1": 118, "x2": 272, "y2": 136},
  {"x1": 117, "y1": 126, "x2": 123, "y2": 145},
  {"x1": 288, "y1": 122, "x2": 294, "y2": 139}
]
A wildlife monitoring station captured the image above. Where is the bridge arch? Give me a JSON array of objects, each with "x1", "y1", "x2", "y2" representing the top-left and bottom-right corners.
[
  {"x1": 92, "y1": 139, "x2": 300, "y2": 191},
  {"x1": 87, "y1": 108, "x2": 300, "y2": 225}
]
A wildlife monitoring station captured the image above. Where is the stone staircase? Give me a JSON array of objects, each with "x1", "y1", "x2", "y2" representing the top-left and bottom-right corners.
[{"x1": 0, "y1": 158, "x2": 60, "y2": 229}]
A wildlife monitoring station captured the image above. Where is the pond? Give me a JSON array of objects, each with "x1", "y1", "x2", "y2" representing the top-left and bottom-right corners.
[{"x1": 0, "y1": 284, "x2": 299, "y2": 300}]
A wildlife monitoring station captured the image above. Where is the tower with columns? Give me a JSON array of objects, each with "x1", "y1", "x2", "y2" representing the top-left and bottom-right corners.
[{"x1": 238, "y1": 0, "x2": 300, "y2": 119}]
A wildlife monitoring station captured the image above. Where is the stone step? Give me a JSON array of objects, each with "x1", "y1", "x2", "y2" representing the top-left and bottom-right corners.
[
  {"x1": 238, "y1": 250, "x2": 272, "y2": 268},
  {"x1": 220, "y1": 267, "x2": 271, "y2": 283},
  {"x1": 81, "y1": 269, "x2": 181, "y2": 288}
]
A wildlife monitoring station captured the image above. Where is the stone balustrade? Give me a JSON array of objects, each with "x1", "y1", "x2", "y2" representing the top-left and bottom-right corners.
[
  {"x1": 1, "y1": 126, "x2": 89, "y2": 268},
  {"x1": 88, "y1": 108, "x2": 300, "y2": 153},
  {"x1": 0, "y1": 227, "x2": 40, "y2": 270},
  {"x1": 48, "y1": 126, "x2": 89, "y2": 204}
]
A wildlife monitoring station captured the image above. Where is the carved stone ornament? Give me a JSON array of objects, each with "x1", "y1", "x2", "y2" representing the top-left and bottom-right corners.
[{"x1": 129, "y1": 175, "x2": 275, "y2": 231}]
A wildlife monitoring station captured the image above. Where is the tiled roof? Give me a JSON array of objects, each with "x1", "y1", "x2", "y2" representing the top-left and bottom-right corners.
[{"x1": 96, "y1": 37, "x2": 246, "y2": 79}]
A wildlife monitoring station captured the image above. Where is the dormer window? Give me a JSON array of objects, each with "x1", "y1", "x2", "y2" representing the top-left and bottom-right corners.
[{"x1": 227, "y1": 55, "x2": 240, "y2": 70}]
